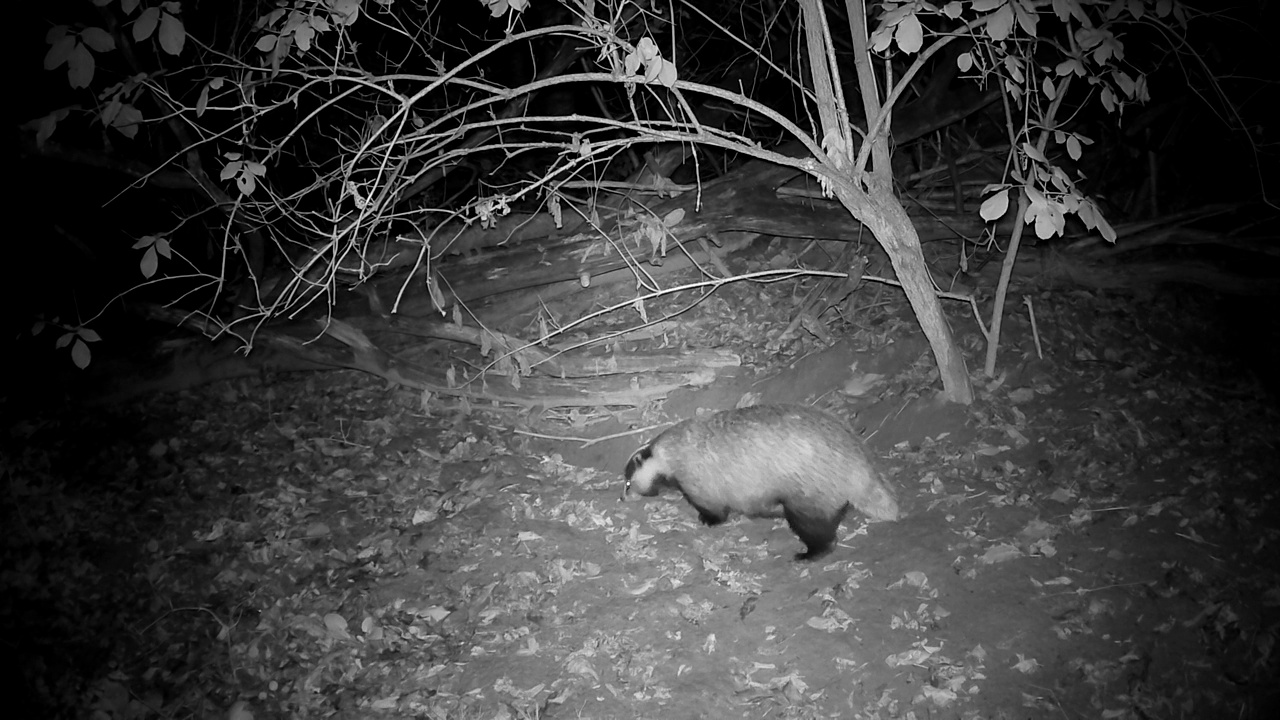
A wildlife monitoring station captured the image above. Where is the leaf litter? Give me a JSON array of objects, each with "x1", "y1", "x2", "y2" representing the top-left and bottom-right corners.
[{"x1": 2, "y1": 288, "x2": 1277, "y2": 719}]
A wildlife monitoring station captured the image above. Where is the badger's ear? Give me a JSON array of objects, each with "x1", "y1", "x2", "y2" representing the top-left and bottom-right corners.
[{"x1": 624, "y1": 445, "x2": 652, "y2": 478}]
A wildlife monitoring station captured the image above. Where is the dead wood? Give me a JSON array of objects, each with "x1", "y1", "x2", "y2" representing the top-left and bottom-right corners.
[
  {"x1": 384, "y1": 318, "x2": 565, "y2": 376},
  {"x1": 372, "y1": 315, "x2": 740, "y2": 378},
  {"x1": 1015, "y1": 250, "x2": 1280, "y2": 296},
  {"x1": 996, "y1": 206, "x2": 1280, "y2": 296},
  {"x1": 135, "y1": 183, "x2": 1274, "y2": 409},
  {"x1": 85, "y1": 337, "x2": 331, "y2": 406},
  {"x1": 382, "y1": 159, "x2": 991, "y2": 316},
  {"x1": 136, "y1": 306, "x2": 738, "y2": 409},
  {"x1": 540, "y1": 348, "x2": 741, "y2": 377},
  {"x1": 1068, "y1": 222, "x2": 1280, "y2": 261},
  {"x1": 264, "y1": 320, "x2": 719, "y2": 409}
]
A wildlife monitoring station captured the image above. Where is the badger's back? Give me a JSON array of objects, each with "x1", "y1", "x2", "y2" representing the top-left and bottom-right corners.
[{"x1": 650, "y1": 405, "x2": 899, "y2": 522}]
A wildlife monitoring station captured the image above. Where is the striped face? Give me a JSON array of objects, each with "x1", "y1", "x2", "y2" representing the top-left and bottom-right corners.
[{"x1": 622, "y1": 444, "x2": 663, "y2": 499}]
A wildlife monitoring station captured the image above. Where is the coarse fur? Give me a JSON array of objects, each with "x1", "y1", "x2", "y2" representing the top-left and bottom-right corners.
[{"x1": 623, "y1": 404, "x2": 900, "y2": 561}]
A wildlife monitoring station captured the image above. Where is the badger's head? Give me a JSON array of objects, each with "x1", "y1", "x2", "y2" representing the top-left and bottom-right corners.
[{"x1": 622, "y1": 444, "x2": 663, "y2": 500}]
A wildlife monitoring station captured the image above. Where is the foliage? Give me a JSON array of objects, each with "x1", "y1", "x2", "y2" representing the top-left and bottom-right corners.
[
  {"x1": 21, "y1": 0, "x2": 1218, "y2": 368},
  {"x1": 875, "y1": 0, "x2": 1191, "y2": 245},
  {"x1": 861, "y1": 0, "x2": 1204, "y2": 376}
]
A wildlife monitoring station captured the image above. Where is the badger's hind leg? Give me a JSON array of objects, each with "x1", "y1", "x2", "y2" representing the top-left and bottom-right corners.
[{"x1": 784, "y1": 502, "x2": 851, "y2": 561}]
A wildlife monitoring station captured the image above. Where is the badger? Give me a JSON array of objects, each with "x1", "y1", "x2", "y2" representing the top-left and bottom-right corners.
[{"x1": 622, "y1": 404, "x2": 901, "y2": 561}]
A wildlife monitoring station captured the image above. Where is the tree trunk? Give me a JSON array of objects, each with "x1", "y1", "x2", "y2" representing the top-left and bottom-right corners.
[
  {"x1": 837, "y1": 185, "x2": 973, "y2": 404},
  {"x1": 800, "y1": 0, "x2": 973, "y2": 404}
]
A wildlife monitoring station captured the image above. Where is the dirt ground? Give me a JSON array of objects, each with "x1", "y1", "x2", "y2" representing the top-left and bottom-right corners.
[{"x1": 3, "y1": 285, "x2": 1278, "y2": 719}]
